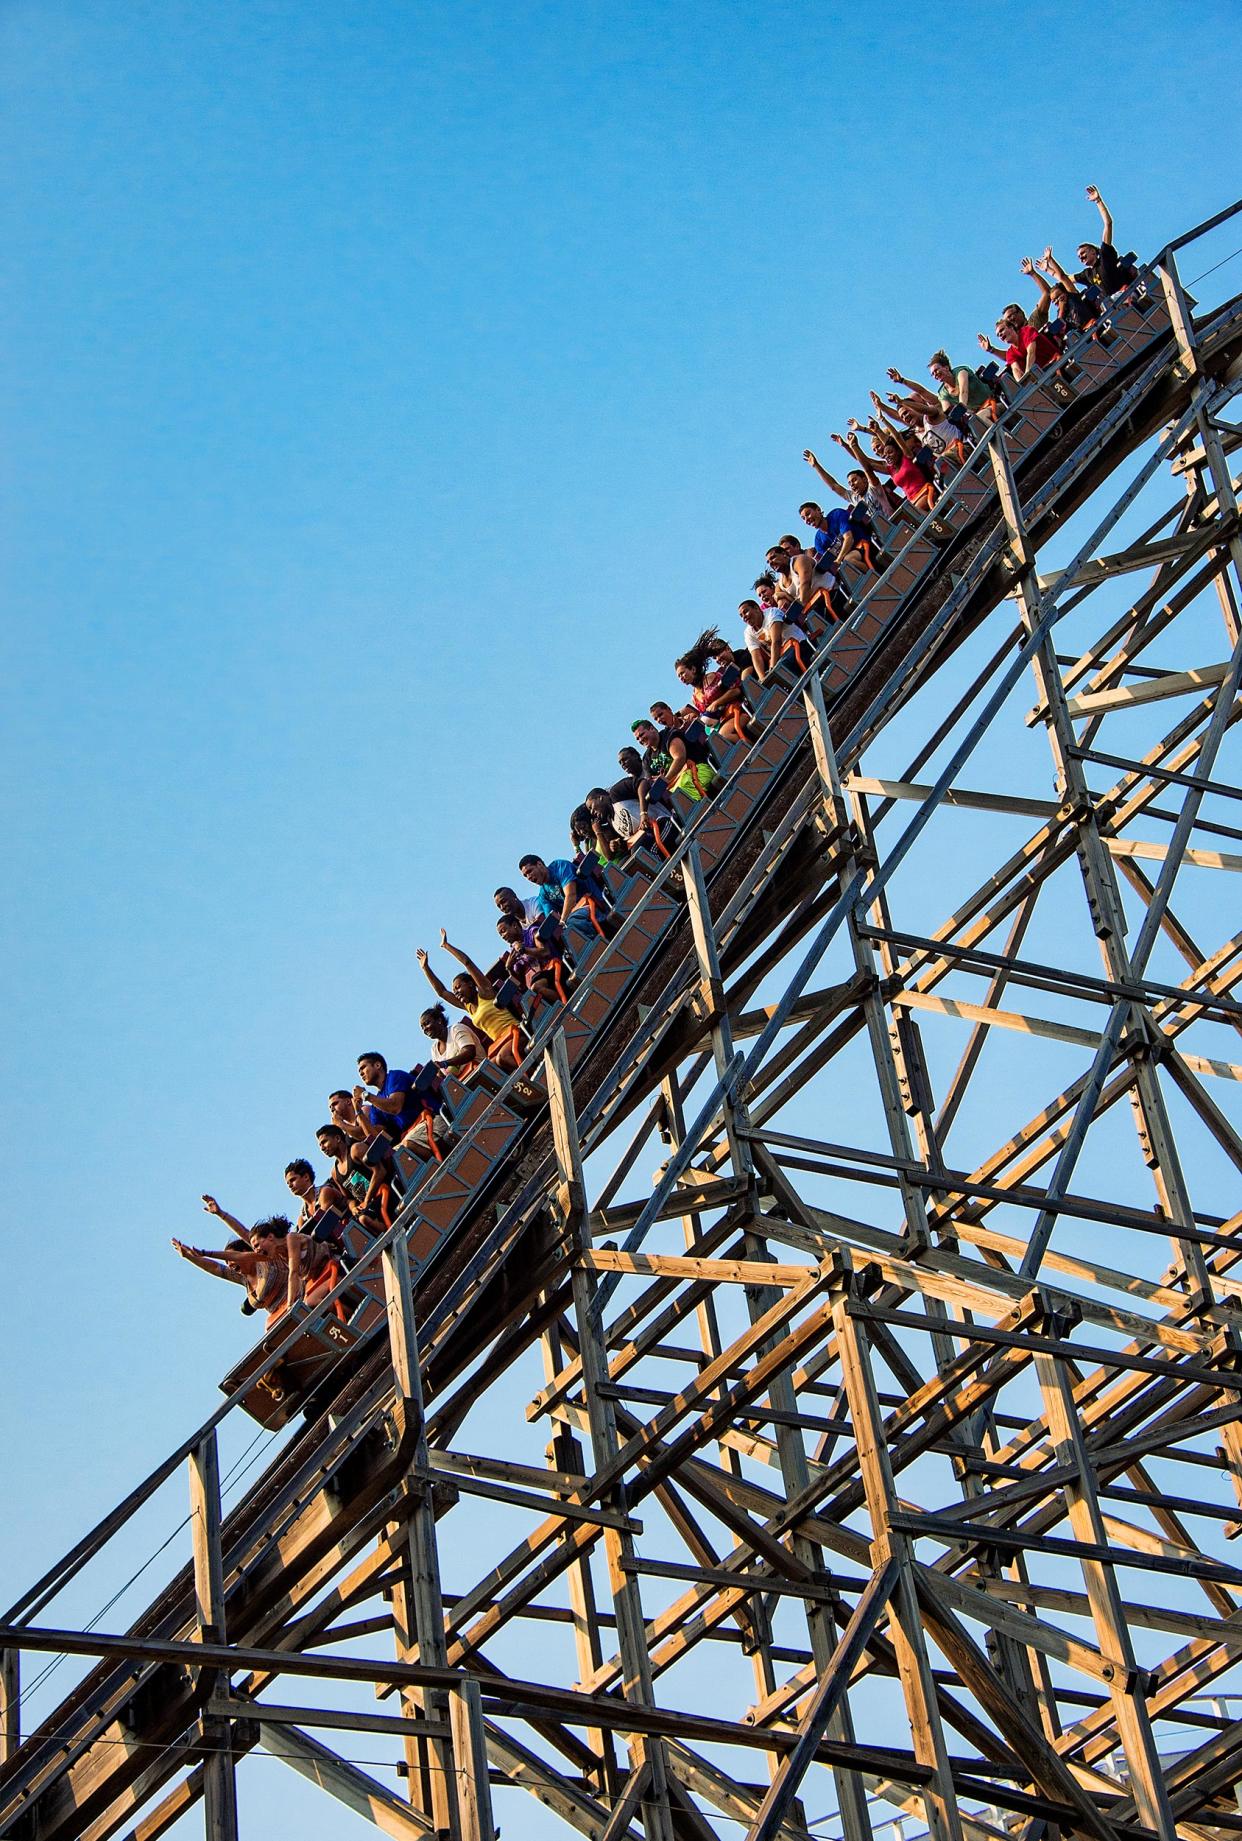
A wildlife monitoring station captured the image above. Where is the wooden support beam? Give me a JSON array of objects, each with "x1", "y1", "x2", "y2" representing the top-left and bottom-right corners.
[
  {"x1": 381, "y1": 1234, "x2": 455, "y2": 1833},
  {"x1": 831, "y1": 1287, "x2": 964, "y2": 1841},
  {"x1": 447, "y1": 1678, "x2": 496, "y2": 1841},
  {"x1": 0, "y1": 1646, "x2": 18, "y2": 1766},
  {"x1": 1032, "y1": 1349, "x2": 1178, "y2": 1840},
  {"x1": 745, "y1": 1558, "x2": 898, "y2": 1841},
  {"x1": 189, "y1": 1430, "x2": 238, "y2": 1841},
  {"x1": 547, "y1": 1027, "x2": 678, "y2": 1841},
  {"x1": 258, "y1": 1720, "x2": 436, "y2": 1838}
]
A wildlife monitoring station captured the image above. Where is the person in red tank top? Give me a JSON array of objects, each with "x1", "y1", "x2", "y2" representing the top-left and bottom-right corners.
[{"x1": 978, "y1": 257, "x2": 1061, "y2": 383}]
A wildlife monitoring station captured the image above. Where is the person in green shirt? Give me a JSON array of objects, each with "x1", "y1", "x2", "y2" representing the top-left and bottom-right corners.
[{"x1": 926, "y1": 350, "x2": 1000, "y2": 422}]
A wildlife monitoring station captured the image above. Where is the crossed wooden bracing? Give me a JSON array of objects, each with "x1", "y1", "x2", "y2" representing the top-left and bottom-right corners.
[{"x1": 3, "y1": 211, "x2": 1242, "y2": 1841}]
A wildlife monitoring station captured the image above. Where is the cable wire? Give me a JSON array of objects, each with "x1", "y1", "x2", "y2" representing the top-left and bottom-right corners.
[
  {"x1": 1186, "y1": 244, "x2": 1242, "y2": 287},
  {"x1": 18, "y1": 1423, "x2": 275, "y2": 1714}
]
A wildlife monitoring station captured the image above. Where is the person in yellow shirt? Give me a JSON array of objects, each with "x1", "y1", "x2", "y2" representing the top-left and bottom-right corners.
[{"x1": 416, "y1": 929, "x2": 524, "y2": 1074}]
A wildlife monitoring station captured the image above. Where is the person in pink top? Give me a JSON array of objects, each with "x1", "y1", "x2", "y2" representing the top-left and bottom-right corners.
[{"x1": 846, "y1": 413, "x2": 937, "y2": 515}]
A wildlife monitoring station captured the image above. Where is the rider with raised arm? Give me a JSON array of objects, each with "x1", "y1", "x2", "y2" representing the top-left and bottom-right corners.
[
  {"x1": 172, "y1": 1212, "x2": 293, "y2": 1326},
  {"x1": 926, "y1": 352, "x2": 999, "y2": 425},
  {"x1": 417, "y1": 930, "x2": 524, "y2": 1072},
  {"x1": 1076, "y1": 184, "x2": 1134, "y2": 296},
  {"x1": 1036, "y1": 245, "x2": 1097, "y2": 338}
]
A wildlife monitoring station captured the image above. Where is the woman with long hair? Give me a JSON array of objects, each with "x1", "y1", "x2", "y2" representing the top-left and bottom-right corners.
[{"x1": 674, "y1": 627, "x2": 753, "y2": 745}]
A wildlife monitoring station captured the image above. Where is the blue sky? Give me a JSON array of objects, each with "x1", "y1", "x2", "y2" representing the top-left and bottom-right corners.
[{"x1": 3, "y1": 3, "x2": 1241, "y2": 1834}]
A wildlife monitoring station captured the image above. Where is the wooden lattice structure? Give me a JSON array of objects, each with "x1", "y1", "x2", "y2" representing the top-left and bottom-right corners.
[{"x1": 3, "y1": 203, "x2": 1242, "y2": 1841}]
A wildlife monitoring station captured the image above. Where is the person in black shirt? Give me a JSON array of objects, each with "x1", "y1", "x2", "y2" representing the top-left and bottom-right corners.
[
  {"x1": 648, "y1": 700, "x2": 720, "y2": 803},
  {"x1": 631, "y1": 718, "x2": 672, "y2": 784},
  {"x1": 1036, "y1": 246, "x2": 1098, "y2": 341},
  {"x1": 1075, "y1": 185, "x2": 1134, "y2": 296}
]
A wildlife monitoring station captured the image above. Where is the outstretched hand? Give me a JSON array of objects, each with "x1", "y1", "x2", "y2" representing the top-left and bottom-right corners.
[
  {"x1": 201, "y1": 1194, "x2": 221, "y2": 1216},
  {"x1": 829, "y1": 432, "x2": 849, "y2": 448},
  {"x1": 802, "y1": 448, "x2": 818, "y2": 467},
  {"x1": 415, "y1": 946, "x2": 428, "y2": 967},
  {"x1": 439, "y1": 926, "x2": 449, "y2": 948},
  {"x1": 1086, "y1": 183, "x2": 1101, "y2": 203},
  {"x1": 976, "y1": 331, "x2": 990, "y2": 350},
  {"x1": 886, "y1": 366, "x2": 902, "y2": 383},
  {"x1": 1019, "y1": 255, "x2": 1035, "y2": 276},
  {"x1": 1042, "y1": 244, "x2": 1054, "y2": 266}
]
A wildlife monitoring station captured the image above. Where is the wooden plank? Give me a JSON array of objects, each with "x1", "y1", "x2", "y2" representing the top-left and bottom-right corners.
[
  {"x1": 448, "y1": 1679, "x2": 497, "y2": 1841},
  {"x1": 745, "y1": 1558, "x2": 897, "y2": 1841},
  {"x1": 188, "y1": 1432, "x2": 238, "y2": 1841},
  {"x1": 1064, "y1": 659, "x2": 1230, "y2": 715},
  {"x1": 257, "y1": 1721, "x2": 436, "y2": 1838}
]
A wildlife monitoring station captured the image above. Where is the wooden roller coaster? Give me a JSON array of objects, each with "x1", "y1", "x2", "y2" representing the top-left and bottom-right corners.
[{"x1": 3, "y1": 200, "x2": 1242, "y2": 1841}]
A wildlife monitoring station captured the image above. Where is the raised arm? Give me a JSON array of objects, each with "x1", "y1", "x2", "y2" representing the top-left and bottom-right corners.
[
  {"x1": 833, "y1": 430, "x2": 885, "y2": 487},
  {"x1": 872, "y1": 390, "x2": 915, "y2": 429},
  {"x1": 1020, "y1": 257, "x2": 1052, "y2": 328},
  {"x1": 441, "y1": 929, "x2": 497, "y2": 1001},
  {"x1": 803, "y1": 450, "x2": 848, "y2": 501},
  {"x1": 1086, "y1": 184, "x2": 1113, "y2": 247},
  {"x1": 171, "y1": 1239, "x2": 245, "y2": 1285},
  {"x1": 201, "y1": 1194, "x2": 248, "y2": 1239},
  {"x1": 416, "y1": 945, "x2": 462, "y2": 1010},
  {"x1": 1039, "y1": 244, "x2": 1078, "y2": 292},
  {"x1": 871, "y1": 405, "x2": 917, "y2": 455},
  {"x1": 886, "y1": 368, "x2": 941, "y2": 417}
]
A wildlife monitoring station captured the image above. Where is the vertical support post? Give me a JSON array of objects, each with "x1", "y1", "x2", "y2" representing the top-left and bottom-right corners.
[
  {"x1": 1160, "y1": 249, "x2": 1242, "y2": 646},
  {"x1": 541, "y1": 1302, "x2": 617, "y2": 1798},
  {"x1": 989, "y1": 430, "x2": 1216, "y2": 1295},
  {"x1": 447, "y1": 1679, "x2": 496, "y2": 1841},
  {"x1": 546, "y1": 1028, "x2": 676, "y2": 1841},
  {"x1": 189, "y1": 1430, "x2": 238, "y2": 1841},
  {"x1": 683, "y1": 834, "x2": 873, "y2": 1841},
  {"x1": 831, "y1": 1278, "x2": 964, "y2": 1841},
  {"x1": 0, "y1": 1648, "x2": 19, "y2": 1766},
  {"x1": 1032, "y1": 1347, "x2": 1178, "y2": 1840},
  {"x1": 680, "y1": 841, "x2": 756, "y2": 1194},
  {"x1": 382, "y1": 1232, "x2": 455, "y2": 1836},
  {"x1": 803, "y1": 675, "x2": 938, "y2": 1268},
  {"x1": 658, "y1": 1070, "x2": 783, "y2": 1785}
]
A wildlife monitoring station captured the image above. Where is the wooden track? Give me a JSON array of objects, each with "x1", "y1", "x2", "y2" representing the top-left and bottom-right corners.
[{"x1": 4, "y1": 236, "x2": 1242, "y2": 1841}]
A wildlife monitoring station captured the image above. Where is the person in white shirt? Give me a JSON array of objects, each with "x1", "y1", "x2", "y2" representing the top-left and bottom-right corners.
[
  {"x1": 494, "y1": 884, "x2": 541, "y2": 926},
  {"x1": 738, "y1": 599, "x2": 811, "y2": 680},
  {"x1": 419, "y1": 1003, "x2": 486, "y2": 1077}
]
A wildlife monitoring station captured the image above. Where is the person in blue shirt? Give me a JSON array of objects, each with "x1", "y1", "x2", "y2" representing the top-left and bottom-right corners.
[
  {"x1": 798, "y1": 499, "x2": 873, "y2": 579},
  {"x1": 519, "y1": 853, "x2": 616, "y2": 949},
  {"x1": 353, "y1": 1053, "x2": 420, "y2": 1141}
]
